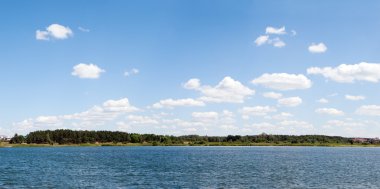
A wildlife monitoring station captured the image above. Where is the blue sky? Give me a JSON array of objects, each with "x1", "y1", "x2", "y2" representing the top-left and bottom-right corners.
[{"x1": 2, "y1": 0, "x2": 380, "y2": 137}]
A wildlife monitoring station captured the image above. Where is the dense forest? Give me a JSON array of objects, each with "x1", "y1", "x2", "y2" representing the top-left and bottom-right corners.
[{"x1": 8, "y1": 129, "x2": 380, "y2": 146}]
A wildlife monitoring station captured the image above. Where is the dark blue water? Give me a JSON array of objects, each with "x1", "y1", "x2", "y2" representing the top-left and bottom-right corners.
[{"x1": 0, "y1": 146, "x2": 380, "y2": 188}]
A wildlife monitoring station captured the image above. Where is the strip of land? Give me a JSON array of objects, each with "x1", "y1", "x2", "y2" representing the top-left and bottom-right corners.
[
  {"x1": 1, "y1": 129, "x2": 380, "y2": 147},
  {"x1": 2, "y1": 142, "x2": 380, "y2": 148}
]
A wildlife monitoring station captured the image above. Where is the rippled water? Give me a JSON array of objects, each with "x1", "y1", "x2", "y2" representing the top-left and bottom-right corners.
[{"x1": 1, "y1": 146, "x2": 380, "y2": 188}]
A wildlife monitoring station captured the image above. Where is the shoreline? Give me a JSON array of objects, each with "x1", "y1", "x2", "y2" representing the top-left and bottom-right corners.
[{"x1": 2, "y1": 142, "x2": 380, "y2": 148}]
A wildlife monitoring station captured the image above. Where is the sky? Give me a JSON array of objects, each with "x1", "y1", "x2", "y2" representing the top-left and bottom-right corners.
[{"x1": 1, "y1": 0, "x2": 380, "y2": 137}]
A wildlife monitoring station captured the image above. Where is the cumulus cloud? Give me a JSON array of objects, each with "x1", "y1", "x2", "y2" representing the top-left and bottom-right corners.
[
  {"x1": 12, "y1": 97, "x2": 139, "y2": 134},
  {"x1": 62, "y1": 98, "x2": 139, "y2": 123},
  {"x1": 262, "y1": 92, "x2": 283, "y2": 99},
  {"x1": 254, "y1": 36, "x2": 285, "y2": 48},
  {"x1": 185, "y1": 76, "x2": 255, "y2": 103},
  {"x1": 36, "y1": 30, "x2": 49, "y2": 40},
  {"x1": 356, "y1": 105, "x2": 380, "y2": 116},
  {"x1": 72, "y1": 63, "x2": 105, "y2": 79},
  {"x1": 152, "y1": 98, "x2": 205, "y2": 109},
  {"x1": 124, "y1": 68, "x2": 139, "y2": 77},
  {"x1": 103, "y1": 98, "x2": 139, "y2": 112},
  {"x1": 183, "y1": 78, "x2": 201, "y2": 89},
  {"x1": 345, "y1": 95, "x2": 365, "y2": 101},
  {"x1": 36, "y1": 24, "x2": 73, "y2": 40},
  {"x1": 277, "y1": 97, "x2": 302, "y2": 107},
  {"x1": 63, "y1": 106, "x2": 118, "y2": 122},
  {"x1": 254, "y1": 35, "x2": 269, "y2": 46},
  {"x1": 266, "y1": 26, "x2": 286, "y2": 35},
  {"x1": 307, "y1": 62, "x2": 380, "y2": 83},
  {"x1": 308, "y1": 43, "x2": 327, "y2": 53},
  {"x1": 269, "y1": 37, "x2": 286, "y2": 48},
  {"x1": 240, "y1": 106, "x2": 277, "y2": 119},
  {"x1": 320, "y1": 119, "x2": 380, "y2": 137},
  {"x1": 35, "y1": 116, "x2": 60, "y2": 124},
  {"x1": 163, "y1": 114, "x2": 231, "y2": 133},
  {"x1": 252, "y1": 73, "x2": 312, "y2": 90},
  {"x1": 315, "y1": 108, "x2": 345, "y2": 116},
  {"x1": 254, "y1": 26, "x2": 291, "y2": 48}
]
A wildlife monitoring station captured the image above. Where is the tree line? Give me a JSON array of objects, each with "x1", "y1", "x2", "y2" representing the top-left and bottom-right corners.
[{"x1": 9, "y1": 129, "x2": 380, "y2": 145}]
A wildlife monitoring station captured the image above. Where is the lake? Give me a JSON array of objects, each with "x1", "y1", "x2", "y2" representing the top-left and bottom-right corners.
[{"x1": 0, "y1": 146, "x2": 379, "y2": 188}]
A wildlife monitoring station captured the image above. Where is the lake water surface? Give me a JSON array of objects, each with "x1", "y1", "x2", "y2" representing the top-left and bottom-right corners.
[{"x1": 0, "y1": 146, "x2": 379, "y2": 188}]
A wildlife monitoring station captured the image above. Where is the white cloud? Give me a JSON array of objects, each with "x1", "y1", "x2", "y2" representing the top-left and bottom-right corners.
[
  {"x1": 78, "y1": 27, "x2": 90, "y2": 32},
  {"x1": 63, "y1": 106, "x2": 118, "y2": 122},
  {"x1": 265, "y1": 26, "x2": 286, "y2": 35},
  {"x1": 262, "y1": 92, "x2": 283, "y2": 99},
  {"x1": 36, "y1": 24, "x2": 73, "y2": 40},
  {"x1": 127, "y1": 115, "x2": 159, "y2": 125},
  {"x1": 255, "y1": 36, "x2": 286, "y2": 48},
  {"x1": 247, "y1": 119, "x2": 313, "y2": 135},
  {"x1": 116, "y1": 121, "x2": 131, "y2": 132},
  {"x1": 255, "y1": 26, "x2": 289, "y2": 48},
  {"x1": 308, "y1": 43, "x2": 327, "y2": 53},
  {"x1": 222, "y1": 110, "x2": 234, "y2": 117},
  {"x1": 12, "y1": 119, "x2": 36, "y2": 134},
  {"x1": 63, "y1": 106, "x2": 117, "y2": 122},
  {"x1": 220, "y1": 124, "x2": 238, "y2": 130},
  {"x1": 324, "y1": 120, "x2": 364, "y2": 127},
  {"x1": 252, "y1": 73, "x2": 312, "y2": 90},
  {"x1": 66, "y1": 98, "x2": 139, "y2": 122},
  {"x1": 162, "y1": 118, "x2": 201, "y2": 128},
  {"x1": 250, "y1": 122, "x2": 277, "y2": 130},
  {"x1": 124, "y1": 68, "x2": 139, "y2": 76},
  {"x1": 240, "y1": 106, "x2": 277, "y2": 119},
  {"x1": 185, "y1": 76, "x2": 255, "y2": 103},
  {"x1": 315, "y1": 108, "x2": 345, "y2": 116},
  {"x1": 345, "y1": 95, "x2": 365, "y2": 101},
  {"x1": 307, "y1": 62, "x2": 380, "y2": 83},
  {"x1": 278, "y1": 97, "x2": 302, "y2": 107},
  {"x1": 183, "y1": 127, "x2": 197, "y2": 132},
  {"x1": 183, "y1": 78, "x2": 201, "y2": 89},
  {"x1": 12, "y1": 97, "x2": 140, "y2": 134},
  {"x1": 272, "y1": 112, "x2": 293, "y2": 120},
  {"x1": 36, "y1": 30, "x2": 49, "y2": 40},
  {"x1": 192, "y1": 112, "x2": 219, "y2": 122},
  {"x1": 254, "y1": 35, "x2": 269, "y2": 46},
  {"x1": 279, "y1": 120, "x2": 313, "y2": 129},
  {"x1": 269, "y1": 37, "x2": 286, "y2": 48},
  {"x1": 72, "y1": 63, "x2": 105, "y2": 79},
  {"x1": 356, "y1": 105, "x2": 380, "y2": 116},
  {"x1": 318, "y1": 98, "x2": 329, "y2": 104},
  {"x1": 152, "y1": 98, "x2": 205, "y2": 109},
  {"x1": 35, "y1": 116, "x2": 60, "y2": 124},
  {"x1": 103, "y1": 98, "x2": 139, "y2": 113}
]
